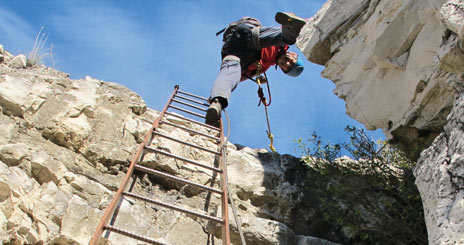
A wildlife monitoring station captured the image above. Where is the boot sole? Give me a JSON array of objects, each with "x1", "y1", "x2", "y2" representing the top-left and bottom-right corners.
[
  {"x1": 275, "y1": 12, "x2": 307, "y2": 30},
  {"x1": 205, "y1": 107, "x2": 220, "y2": 128}
]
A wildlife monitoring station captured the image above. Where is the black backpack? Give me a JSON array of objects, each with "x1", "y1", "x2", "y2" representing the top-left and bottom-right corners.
[{"x1": 216, "y1": 17, "x2": 262, "y2": 41}]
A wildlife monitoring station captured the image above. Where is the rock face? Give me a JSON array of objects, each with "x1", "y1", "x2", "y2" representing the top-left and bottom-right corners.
[
  {"x1": 414, "y1": 86, "x2": 464, "y2": 244},
  {"x1": 297, "y1": 0, "x2": 464, "y2": 244},
  {"x1": 298, "y1": 0, "x2": 463, "y2": 155},
  {"x1": 2, "y1": 0, "x2": 463, "y2": 243},
  {"x1": 0, "y1": 45, "x2": 338, "y2": 244}
]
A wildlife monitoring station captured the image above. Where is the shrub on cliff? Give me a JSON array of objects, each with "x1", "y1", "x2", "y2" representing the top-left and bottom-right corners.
[{"x1": 297, "y1": 126, "x2": 427, "y2": 244}]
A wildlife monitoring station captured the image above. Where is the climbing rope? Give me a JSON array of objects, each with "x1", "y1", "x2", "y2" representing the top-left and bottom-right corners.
[
  {"x1": 222, "y1": 109, "x2": 246, "y2": 245},
  {"x1": 255, "y1": 61, "x2": 276, "y2": 152}
]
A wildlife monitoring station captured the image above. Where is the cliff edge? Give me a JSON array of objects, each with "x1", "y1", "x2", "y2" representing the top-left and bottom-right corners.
[{"x1": 297, "y1": 0, "x2": 464, "y2": 243}]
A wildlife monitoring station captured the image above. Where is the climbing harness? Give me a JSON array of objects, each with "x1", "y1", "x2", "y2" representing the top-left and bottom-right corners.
[{"x1": 254, "y1": 61, "x2": 276, "y2": 152}]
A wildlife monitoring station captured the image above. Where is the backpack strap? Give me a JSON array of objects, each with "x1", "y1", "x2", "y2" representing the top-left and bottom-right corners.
[
  {"x1": 216, "y1": 27, "x2": 226, "y2": 37},
  {"x1": 251, "y1": 26, "x2": 261, "y2": 49},
  {"x1": 217, "y1": 16, "x2": 262, "y2": 41}
]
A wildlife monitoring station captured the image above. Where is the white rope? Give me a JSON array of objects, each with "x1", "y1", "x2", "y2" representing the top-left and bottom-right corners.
[{"x1": 222, "y1": 109, "x2": 246, "y2": 245}]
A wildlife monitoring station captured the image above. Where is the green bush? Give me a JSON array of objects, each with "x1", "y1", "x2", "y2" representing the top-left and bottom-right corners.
[{"x1": 297, "y1": 126, "x2": 427, "y2": 244}]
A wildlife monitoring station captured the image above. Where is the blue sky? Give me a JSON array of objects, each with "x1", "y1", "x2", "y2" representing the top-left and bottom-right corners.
[{"x1": 0, "y1": 0, "x2": 384, "y2": 156}]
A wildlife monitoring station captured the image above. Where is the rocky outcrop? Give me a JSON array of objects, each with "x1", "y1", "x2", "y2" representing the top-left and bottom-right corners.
[
  {"x1": 298, "y1": 0, "x2": 462, "y2": 156},
  {"x1": 297, "y1": 0, "x2": 464, "y2": 244},
  {"x1": 414, "y1": 84, "x2": 464, "y2": 244},
  {"x1": 0, "y1": 45, "x2": 339, "y2": 244}
]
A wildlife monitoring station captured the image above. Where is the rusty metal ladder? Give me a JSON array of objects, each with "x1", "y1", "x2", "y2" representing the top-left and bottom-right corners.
[{"x1": 90, "y1": 85, "x2": 230, "y2": 245}]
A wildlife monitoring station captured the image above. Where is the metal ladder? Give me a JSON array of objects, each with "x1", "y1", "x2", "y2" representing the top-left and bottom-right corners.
[{"x1": 90, "y1": 85, "x2": 230, "y2": 245}]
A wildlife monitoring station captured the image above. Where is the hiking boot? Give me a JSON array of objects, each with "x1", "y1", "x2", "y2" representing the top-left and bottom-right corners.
[
  {"x1": 205, "y1": 99, "x2": 222, "y2": 128},
  {"x1": 275, "y1": 12, "x2": 307, "y2": 31}
]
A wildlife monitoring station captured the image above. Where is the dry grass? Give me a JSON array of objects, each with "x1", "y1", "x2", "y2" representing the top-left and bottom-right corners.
[{"x1": 27, "y1": 26, "x2": 54, "y2": 67}]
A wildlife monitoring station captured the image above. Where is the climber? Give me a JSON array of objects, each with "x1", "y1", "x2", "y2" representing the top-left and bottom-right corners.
[{"x1": 205, "y1": 12, "x2": 306, "y2": 127}]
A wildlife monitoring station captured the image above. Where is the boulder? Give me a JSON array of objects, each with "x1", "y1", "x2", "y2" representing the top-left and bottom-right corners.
[{"x1": 8, "y1": 54, "x2": 27, "y2": 69}]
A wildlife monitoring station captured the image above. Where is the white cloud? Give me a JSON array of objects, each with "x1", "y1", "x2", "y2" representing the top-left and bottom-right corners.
[{"x1": 0, "y1": 8, "x2": 36, "y2": 54}]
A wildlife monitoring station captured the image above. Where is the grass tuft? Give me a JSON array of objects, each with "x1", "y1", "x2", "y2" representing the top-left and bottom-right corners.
[{"x1": 27, "y1": 26, "x2": 54, "y2": 67}]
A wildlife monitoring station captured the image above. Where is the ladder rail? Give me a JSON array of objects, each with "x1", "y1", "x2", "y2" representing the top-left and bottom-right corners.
[
  {"x1": 218, "y1": 118, "x2": 231, "y2": 244},
  {"x1": 90, "y1": 85, "x2": 179, "y2": 245}
]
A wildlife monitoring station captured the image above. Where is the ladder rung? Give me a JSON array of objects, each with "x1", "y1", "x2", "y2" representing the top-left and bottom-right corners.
[
  {"x1": 165, "y1": 112, "x2": 220, "y2": 131},
  {"x1": 168, "y1": 105, "x2": 205, "y2": 119},
  {"x1": 174, "y1": 94, "x2": 209, "y2": 107},
  {"x1": 134, "y1": 165, "x2": 223, "y2": 194},
  {"x1": 160, "y1": 120, "x2": 220, "y2": 142},
  {"x1": 144, "y1": 147, "x2": 222, "y2": 173},
  {"x1": 123, "y1": 192, "x2": 224, "y2": 223},
  {"x1": 104, "y1": 225, "x2": 166, "y2": 245},
  {"x1": 177, "y1": 90, "x2": 209, "y2": 101},
  {"x1": 172, "y1": 99, "x2": 207, "y2": 112},
  {"x1": 153, "y1": 131, "x2": 221, "y2": 155}
]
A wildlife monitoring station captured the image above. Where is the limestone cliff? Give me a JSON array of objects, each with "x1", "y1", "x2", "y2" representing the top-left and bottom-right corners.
[
  {"x1": 0, "y1": 44, "x2": 338, "y2": 244},
  {"x1": 1, "y1": 0, "x2": 463, "y2": 244},
  {"x1": 297, "y1": 0, "x2": 464, "y2": 244}
]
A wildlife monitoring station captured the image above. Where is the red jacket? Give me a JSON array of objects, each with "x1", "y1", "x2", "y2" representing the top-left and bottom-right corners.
[{"x1": 241, "y1": 45, "x2": 288, "y2": 81}]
